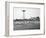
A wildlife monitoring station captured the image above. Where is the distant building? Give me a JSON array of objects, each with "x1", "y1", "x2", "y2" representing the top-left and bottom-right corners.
[{"x1": 13, "y1": 17, "x2": 40, "y2": 24}]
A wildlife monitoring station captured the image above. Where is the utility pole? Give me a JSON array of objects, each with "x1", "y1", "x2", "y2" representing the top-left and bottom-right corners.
[
  {"x1": 22, "y1": 10, "x2": 26, "y2": 24},
  {"x1": 22, "y1": 10, "x2": 26, "y2": 19}
]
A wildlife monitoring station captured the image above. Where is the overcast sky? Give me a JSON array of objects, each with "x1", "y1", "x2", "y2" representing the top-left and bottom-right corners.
[{"x1": 13, "y1": 7, "x2": 40, "y2": 19}]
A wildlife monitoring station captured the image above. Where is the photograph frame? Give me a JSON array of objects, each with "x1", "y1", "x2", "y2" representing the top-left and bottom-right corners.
[{"x1": 5, "y1": 1, "x2": 45, "y2": 37}]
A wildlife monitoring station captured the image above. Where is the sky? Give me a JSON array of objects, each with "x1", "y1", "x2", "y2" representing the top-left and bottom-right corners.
[{"x1": 13, "y1": 7, "x2": 40, "y2": 19}]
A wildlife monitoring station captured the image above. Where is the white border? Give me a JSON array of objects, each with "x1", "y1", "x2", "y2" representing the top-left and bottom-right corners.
[{"x1": 8, "y1": 2, "x2": 44, "y2": 36}]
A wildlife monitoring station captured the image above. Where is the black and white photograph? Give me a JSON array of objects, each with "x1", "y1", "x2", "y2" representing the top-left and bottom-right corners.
[
  {"x1": 13, "y1": 7, "x2": 40, "y2": 30},
  {"x1": 5, "y1": 2, "x2": 44, "y2": 36}
]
